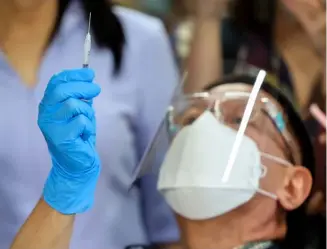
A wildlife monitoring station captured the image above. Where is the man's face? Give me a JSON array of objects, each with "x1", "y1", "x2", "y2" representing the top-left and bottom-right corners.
[
  {"x1": 173, "y1": 83, "x2": 312, "y2": 248},
  {"x1": 174, "y1": 82, "x2": 300, "y2": 188}
]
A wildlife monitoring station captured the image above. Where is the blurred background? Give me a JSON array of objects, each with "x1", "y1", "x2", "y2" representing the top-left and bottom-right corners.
[{"x1": 113, "y1": 0, "x2": 193, "y2": 68}]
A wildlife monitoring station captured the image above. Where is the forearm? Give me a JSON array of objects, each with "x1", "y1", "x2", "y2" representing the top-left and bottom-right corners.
[
  {"x1": 10, "y1": 198, "x2": 74, "y2": 249},
  {"x1": 184, "y1": 18, "x2": 222, "y2": 93}
]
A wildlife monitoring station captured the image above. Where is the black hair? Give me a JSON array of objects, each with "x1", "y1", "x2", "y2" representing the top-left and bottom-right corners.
[
  {"x1": 205, "y1": 75, "x2": 326, "y2": 249},
  {"x1": 228, "y1": 0, "x2": 277, "y2": 44},
  {"x1": 52, "y1": 0, "x2": 125, "y2": 75}
]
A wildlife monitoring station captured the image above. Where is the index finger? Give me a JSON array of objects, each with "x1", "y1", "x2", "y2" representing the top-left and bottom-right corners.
[{"x1": 42, "y1": 82, "x2": 101, "y2": 105}]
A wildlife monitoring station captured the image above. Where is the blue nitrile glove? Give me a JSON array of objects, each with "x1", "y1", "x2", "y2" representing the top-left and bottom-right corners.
[{"x1": 38, "y1": 68, "x2": 101, "y2": 214}]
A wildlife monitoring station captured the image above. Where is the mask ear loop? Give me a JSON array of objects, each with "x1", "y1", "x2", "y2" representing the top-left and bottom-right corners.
[
  {"x1": 255, "y1": 153, "x2": 293, "y2": 200},
  {"x1": 257, "y1": 188, "x2": 277, "y2": 199},
  {"x1": 261, "y1": 152, "x2": 293, "y2": 167},
  {"x1": 253, "y1": 164, "x2": 277, "y2": 199},
  {"x1": 250, "y1": 163, "x2": 277, "y2": 199}
]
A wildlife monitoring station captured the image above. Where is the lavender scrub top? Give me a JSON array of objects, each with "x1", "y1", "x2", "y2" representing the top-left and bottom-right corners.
[{"x1": 0, "y1": 2, "x2": 179, "y2": 249}]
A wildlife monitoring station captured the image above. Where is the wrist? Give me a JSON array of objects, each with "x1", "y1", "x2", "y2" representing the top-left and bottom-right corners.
[
  {"x1": 52, "y1": 158, "x2": 100, "y2": 178},
  {"x1": 194, "y1": 2, "x2": 227, "y2": 22},
  {"x1": 43, "y1": 163, "x2": 101, "y2": 215},
  {"x1": 193, "y1": 14, "x2": 222, "y2": 24}
]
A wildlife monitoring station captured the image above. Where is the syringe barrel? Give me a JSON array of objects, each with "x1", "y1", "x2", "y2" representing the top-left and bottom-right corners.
[{"x1": 83, "y1": 33, "x2": 91, "y2": 65}]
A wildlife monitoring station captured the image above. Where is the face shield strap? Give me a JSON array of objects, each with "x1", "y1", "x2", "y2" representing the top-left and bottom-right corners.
[{"x1": 222, "y1": 70, "x2": 267, "y2": 183}]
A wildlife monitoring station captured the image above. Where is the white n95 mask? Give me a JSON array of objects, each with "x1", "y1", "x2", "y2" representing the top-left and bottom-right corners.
[{"x1": 157, "y1": 111, "x2": 285, "y2": 220}]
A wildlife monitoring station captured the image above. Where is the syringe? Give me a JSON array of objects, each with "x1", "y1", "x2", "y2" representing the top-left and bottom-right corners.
[{"x1": 83, "y1": 13, "x2": 92, "y2": 68}]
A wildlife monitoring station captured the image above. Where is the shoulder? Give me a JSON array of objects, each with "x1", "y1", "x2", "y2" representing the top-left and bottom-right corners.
[
  {"x1": 112, "y1": 6, "x2": 175, "y2": 79},
  {"x1": 113, "y1": 6, "x2": 166, "y2": 44}
]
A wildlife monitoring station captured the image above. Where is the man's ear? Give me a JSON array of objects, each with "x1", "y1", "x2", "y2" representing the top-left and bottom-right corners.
[{"x1": 277, "y1": 166, "x2": 313, "y2": 210}]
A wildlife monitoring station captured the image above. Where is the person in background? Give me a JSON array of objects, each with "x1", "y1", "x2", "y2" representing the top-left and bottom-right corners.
[
  {"x1": 183, "y1": 0, "x2": 325, "y2": 114},
  {"x1": 0, "y1": 0, "x2": 180, "y2": 248},
  {"x1": 11, "y1": 72, "x2": 325, "y2": 249}
]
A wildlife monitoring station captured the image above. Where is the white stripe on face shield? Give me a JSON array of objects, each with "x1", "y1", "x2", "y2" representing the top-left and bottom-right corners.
[{"x1": 157, "y1": 111, "x2": 291, "y2": 220}]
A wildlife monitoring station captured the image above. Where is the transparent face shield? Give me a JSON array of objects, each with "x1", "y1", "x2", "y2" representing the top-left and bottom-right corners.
[{"x1": 131, "y1": 71, "x2": 300, "y2": 198}]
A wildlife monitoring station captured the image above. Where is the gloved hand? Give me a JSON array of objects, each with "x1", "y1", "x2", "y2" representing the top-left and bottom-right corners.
[{"x1": 38, "y1": 68, "x2": 101, "y2": 214}]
